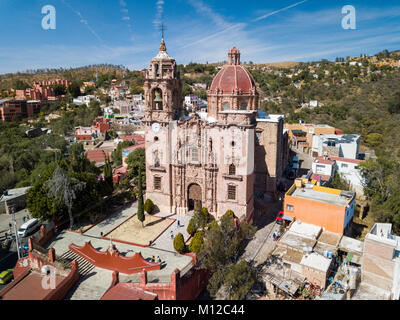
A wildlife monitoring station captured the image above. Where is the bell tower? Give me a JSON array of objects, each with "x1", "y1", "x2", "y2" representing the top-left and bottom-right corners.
[{"x1": 144, "y1": 38, "x2": 182, "y2": 122}]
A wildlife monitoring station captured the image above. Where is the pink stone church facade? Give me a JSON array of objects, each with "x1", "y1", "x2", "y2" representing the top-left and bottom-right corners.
[{"x1": 144, "y1": 39, "x2": 289, "y2": 221}]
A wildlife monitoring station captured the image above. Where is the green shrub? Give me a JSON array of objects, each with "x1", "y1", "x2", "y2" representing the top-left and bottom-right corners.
[
  {"x1": 208, "y1": 220, "x2": 220, "y2": 231},
  {"x1": 189, "y1": 231, "x2": 204, "y2": 253},
  {"x1": 224, "y1": 210, "x2": 235, "y2": 219},
  {"x1": 187, "y1": 218, "x2": 197, "y2": 236},
  {"x1": 144, "y1": 199, "x2": 155, "y2": 214},
  {"x1": 173, "y1": 233, "x2": 186, "y2": 253},
  {"x1": 201, "y1": 207, "x2": 210, "y2": 222}
]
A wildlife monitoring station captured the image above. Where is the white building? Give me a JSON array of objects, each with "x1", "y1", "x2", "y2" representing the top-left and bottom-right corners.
[
  {"x1": 331, "y1": 157, "x2": 365, "y2": 196},
  {"x1": 312, "y1": 156, "x2": 337, "y2": 183},
  {"x1": 132, "y1": 94, "x2": 145, "y2": 102},
  {"x1": 312, "y1": 134, "x2": 360, "y2": 160},
  {"x1": 73, "y1": 95, "x2": 96, "y2": 107},
  {"x1": 184, "y1": 95, "x2": 206, "y2": 109}
]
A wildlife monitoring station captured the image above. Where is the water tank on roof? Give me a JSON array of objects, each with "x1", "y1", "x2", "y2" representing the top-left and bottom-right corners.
[{"x1": 328, "y1": 252, "x2": 333, "y2": 259}]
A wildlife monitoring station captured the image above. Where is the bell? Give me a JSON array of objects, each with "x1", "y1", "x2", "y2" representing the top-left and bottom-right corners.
[{"x1": 154, "y1": 92, "x2": 163, "y2": 103}]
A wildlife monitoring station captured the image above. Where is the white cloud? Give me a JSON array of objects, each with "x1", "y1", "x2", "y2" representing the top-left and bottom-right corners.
[
  {"x1": 61, "y1": 0, "x2": 103, "y2": 43},
  {"x1": 253, "y1": 0, "x2": 308, "y2": 22}
]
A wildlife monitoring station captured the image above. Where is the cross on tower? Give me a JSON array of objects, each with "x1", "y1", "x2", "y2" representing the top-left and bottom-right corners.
[{"x1": 159, "y1": 22, "x2": 167, "y2": 39}]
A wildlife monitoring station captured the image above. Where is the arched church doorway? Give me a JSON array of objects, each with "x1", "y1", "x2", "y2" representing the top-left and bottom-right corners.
[{"x1": 187, "y1": 183, "x2": 202, "y2": 211}]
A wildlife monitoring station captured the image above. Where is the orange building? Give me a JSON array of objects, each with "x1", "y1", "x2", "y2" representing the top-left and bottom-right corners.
[{"x1": 284, "y1": 179, "x2": 356, "y2": 234}]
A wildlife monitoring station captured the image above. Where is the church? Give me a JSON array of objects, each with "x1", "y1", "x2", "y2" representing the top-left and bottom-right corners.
[{"x1": 144, "y1": 38, "x2": 289, "y2": 221}]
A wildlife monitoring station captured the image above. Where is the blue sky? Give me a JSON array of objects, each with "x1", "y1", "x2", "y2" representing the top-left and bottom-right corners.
[{"x1": 0, "y1": 0, "x2": 400, "y2": 73}]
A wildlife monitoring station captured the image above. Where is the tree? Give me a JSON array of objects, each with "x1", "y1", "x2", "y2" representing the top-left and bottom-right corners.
[
  {"x1": 136, "y1": 167, "x2": 145, "y2": 227},
  {"x1": 144, "y1": 198, "x2": 155, "y2": 214},
  {"x1": 359, "y1": 158, "x2": 400, "y2": 233},
  {"x1": 173, "y1": 233, "x2": 186, "y2": 253},
  {"x1": 365, "y1": 133, "x2": 383, "y2": 148},
  {"x1": 198, "y1": 210, "x2": 257, "y2": 297},
  {"x1": 187, "y1": 219, "x2": 197, "y2": 236},
  {"x1": 68, "y1": 82, "x2": 81, "y2": 98},
  {"x1": 111, "y1": 141, "x2": 134, "y2": 167},
  {"x1": 126, "y1": 147, "x2": 146, "y2": 185},
  {"x1": 52, "y1": 84, "x2": 66, "y2": 96},
  {"x1": 223, "y1": 261, "x2": 256, "y2": 300},
  {"x1": 46, "y1": 165, "x2": 86, "y2": 228},
  {"x1": 189, "y1": 231, "x2": 204, "y2": 253},
  {"x1": 329, "y1": 172, "x2": 351, "y2": 191},
  {"x1": 102, "y1": 157, "x2": 114, "y2": 196}
]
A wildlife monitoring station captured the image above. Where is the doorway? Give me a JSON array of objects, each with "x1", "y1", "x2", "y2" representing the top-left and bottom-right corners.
[{"x1": 188, "y1": 184, "x2": 202, "y2": 211}]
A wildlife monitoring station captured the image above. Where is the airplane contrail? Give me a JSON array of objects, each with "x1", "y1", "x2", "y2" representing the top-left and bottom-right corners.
[{"x1": 253, "y1": 0, "x2": 308, "y2": 22}]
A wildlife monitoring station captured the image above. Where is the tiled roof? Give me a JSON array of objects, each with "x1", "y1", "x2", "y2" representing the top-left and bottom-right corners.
[{"x1": 86, "y1": 149, "x2": 109, "y2": 163}]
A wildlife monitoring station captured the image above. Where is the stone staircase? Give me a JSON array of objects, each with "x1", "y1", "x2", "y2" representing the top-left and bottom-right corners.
[{"x1": 58, "y1": 250, "x2": 95, "y2": 276}]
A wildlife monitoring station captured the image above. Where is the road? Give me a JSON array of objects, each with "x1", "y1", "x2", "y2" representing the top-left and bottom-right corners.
[
  {"x1": 241, "y1": 193, "x2": 284, "y2": 266},
  {"x1": 0, "y1": 209, "x2": 31, "y2": 236}
]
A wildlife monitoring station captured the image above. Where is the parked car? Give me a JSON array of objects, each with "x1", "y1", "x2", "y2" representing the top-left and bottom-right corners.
[
  {"x1": 276, "y1": 211, "x2": 284, "y2": 225},
  {"x1": 0, "y1": 269, "x2": 14, "y2": 285},
  {"x1": 18, "y1": 219, "x2": 39, "y2": 237}
]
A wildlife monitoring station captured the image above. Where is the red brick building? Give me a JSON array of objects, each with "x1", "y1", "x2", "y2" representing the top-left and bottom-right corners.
[{"x1": 0, "y1": 99, "x2": 41, "y2": 122}]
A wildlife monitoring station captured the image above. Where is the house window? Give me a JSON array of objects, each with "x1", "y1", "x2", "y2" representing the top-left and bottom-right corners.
[
  {"x1": 228, "y1": 185, "x2": 237, "y2": 200},
  {"x1": 154, "y1": 177, "x2": 162, "y2": 190},
  {"x1": 286, "y1": 204, "x2": 294, "y2": 211},
  {"x1": 341, "y1": 163, "x2": 348, "y2": 168},
  {"x1": 229, "y1": 164, "x2": 236, "y2": 176}
]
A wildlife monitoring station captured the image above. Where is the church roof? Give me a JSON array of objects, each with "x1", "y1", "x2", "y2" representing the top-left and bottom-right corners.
[{"x1": 210, "y1": 47, "x2": 256, "y2": 94}]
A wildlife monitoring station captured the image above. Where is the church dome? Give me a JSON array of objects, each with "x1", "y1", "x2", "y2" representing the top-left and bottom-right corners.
[{"x1": 210, "y1": 47, "x2": 256, "y2": 94}]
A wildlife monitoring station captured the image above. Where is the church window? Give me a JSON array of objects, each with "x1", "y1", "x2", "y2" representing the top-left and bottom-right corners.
[
  {"x1": 192, "y1": 147, "x2": 199, "y2": 162},
  {"x1": 240, "y1": 103, "x2": 248, "y2": 110},
  {"x1": 229, "y1": 164, "x2": 236, "y2": 176},
  {"x1": 223, "y1": 102, "x2": 230, "y2": 111},
  {"x1": 228, "y1": 185, "x2": 237, "y2": 200},
  {"x1": 154, "y1": 177, "x2": 162, "y2": 190},
  {"x1": 153, "y1": 89, "x2": 163, "y2": 111}
]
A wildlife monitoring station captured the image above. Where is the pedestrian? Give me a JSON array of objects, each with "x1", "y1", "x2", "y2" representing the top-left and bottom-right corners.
[
  {"x1": 273, "y1": 232, "x2": 276, "y2": 240},
  {"x1": 278, "y1": 231, "x2": 281, "y2": 239},
  {"x1": 177, "y1": 220, "x2": 180, "y2": 227},
  {"x1": 157, "y1": 256, "x2": 161, "y2": 263},
  {"x1": 171, "y1": 232, "x2": 174, "y2": 240}
]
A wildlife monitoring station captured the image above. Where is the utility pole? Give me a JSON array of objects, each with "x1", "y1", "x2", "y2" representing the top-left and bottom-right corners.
[{"x1": 11, "y1": 208, "x2": 22, "y2": 260}]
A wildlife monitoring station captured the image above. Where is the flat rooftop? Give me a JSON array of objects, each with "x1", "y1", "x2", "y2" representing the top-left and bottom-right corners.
[
  {"x1": 0, "y1": 187, "x2": 31, "y2": 202},
  {"x1": 291, "y1": 187, "x2": 353, "y2": 207},
  {"x1": 279, "y1": 232, "x2": 317, "y2": 252},
  {"x1": 300, "y1": 253, "x2": 332, "y2": 272},
  {"x1": 317, "y1": 230, "x2": 342, "y2": 247},
  {"x1": 288, "y1": 221, "x2": 322, "y2": 240},
  {"x1": 339, "y1": 236, "x2": 363, "y2": 254},
  {"x1": 1, "y1": 271, "x2": 66, "y2": 300}
]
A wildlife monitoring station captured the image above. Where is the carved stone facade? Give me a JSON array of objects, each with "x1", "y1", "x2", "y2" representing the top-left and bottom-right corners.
[{"x1": 145, "y1": 40, "x2": 287, "y2": 221}]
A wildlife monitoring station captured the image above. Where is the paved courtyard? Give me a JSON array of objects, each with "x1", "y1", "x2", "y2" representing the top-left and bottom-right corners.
[
  {"x1": 106, "y1": 214, "x2": 175, "y2": 246},
  {"x1": 151, "y1": 212, "x2": 192, "y2": 252},
  {"x1": 84, "y1": 203, "x2": 138, "y2": 238}
]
